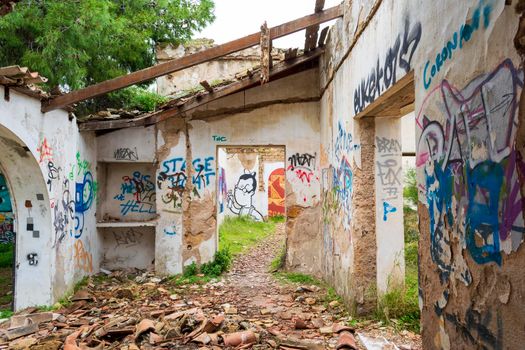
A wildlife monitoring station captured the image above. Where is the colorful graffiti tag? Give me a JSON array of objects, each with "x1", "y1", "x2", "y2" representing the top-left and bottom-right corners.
[
  {"x1": 333, "y1": 122, "x2": 354, "y2": 230},
  {"x1": 114, "y1": 171, "x2": 156, "y2": 216},
  {"x1": 218, "y1": 167, "x2": 227, "y2": 214},
  {"x1": 37, "y1": 137, "x2": 53, "y2": 164},
  {"x1": 417, "y1": 59, "x2": 525, "y2": 277},
  {"x1": 73, "y1": 239, "x2": 93, "y2": 273},
  {"x1": 0, "y1": 213, "x2": 14, "y2": 244},
  {"x1": 0, "y1": 174, "x2": 12, "y2": 212},
  {"x1": 268, "y1": 168, "x2": 285, "y2": 216},
  {"x1": 159, "y1": 157, "x2": 215, "y2": 191}
]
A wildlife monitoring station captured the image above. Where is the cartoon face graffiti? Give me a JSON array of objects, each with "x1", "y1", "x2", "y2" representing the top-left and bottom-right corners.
[{"x1": 227, "y1": 171, "x2": 263, "y2": 221}]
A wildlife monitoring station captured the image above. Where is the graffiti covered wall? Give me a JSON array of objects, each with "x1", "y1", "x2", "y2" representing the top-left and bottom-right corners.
[
  {"x1": 148, "y1": 68, "x2": 322, "y2": 275},
  {"x1": 320, "y1": 1, "x2": 525, "y2": 344},
  {"x1": 0, "y1": 86, "x2": 99, "y2": 310}
]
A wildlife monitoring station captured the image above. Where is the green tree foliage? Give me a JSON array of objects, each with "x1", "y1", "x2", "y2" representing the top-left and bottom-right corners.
[
  {"x1": 0, "y1": 0, "x2": 214, "y2": 112},
  {"x1": 403, "y1": 167, "x2": 418, "y2": 207}
]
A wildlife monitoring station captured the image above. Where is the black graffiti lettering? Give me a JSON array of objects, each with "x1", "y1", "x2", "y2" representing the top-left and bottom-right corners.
[
  {"x1": 354, "y1": 18, "x2": 422, "y2": 114},
  {"x1": 114, "y1": 147, "x2": 139, "y2": 161},
  {"x1": 399, "y1": 18, "x2": 422, "y2": 73},
  {"x1": 288, "y1": 153, "x2": 316, "y2": 171}
]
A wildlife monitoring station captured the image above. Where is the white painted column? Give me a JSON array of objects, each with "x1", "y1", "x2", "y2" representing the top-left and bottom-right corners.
[{"x1": 375, "y1": 118, "x2": 405, "y2": 293}]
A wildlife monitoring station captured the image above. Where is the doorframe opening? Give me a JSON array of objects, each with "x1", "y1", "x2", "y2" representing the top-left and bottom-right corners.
[{"x1": 215, "y1": 145, "x2": 287, "y2": 254}]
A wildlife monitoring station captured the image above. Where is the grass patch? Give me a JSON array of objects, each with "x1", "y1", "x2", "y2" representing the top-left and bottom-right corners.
[
  {"x1": 268, "y1": 215, "x2": 286, "y2": 223},
  {"x1": 219, "y1": 216, "x2": 276, "y2": 256},
  {"x1": 169, "y1": 248, "x2": 232, "y2": 285},
  {"x1": 274, "y1": 272, "x2": 321, "y2": 285},
  {"x1": 47, "y1": 276, "x2": 90, "y2": 310},
  {"x1": 0, "y1": 309, "x2": 13, "y2": 319},
  {"x1": 0, "y1": 243, "x2": 14, "y2": 268},
  {"x1": 373, "y1": 206, "x2": 420, "y2": 333},
  {"x1": 270, "y1": 244, "x2": 286, "y2": 272}
]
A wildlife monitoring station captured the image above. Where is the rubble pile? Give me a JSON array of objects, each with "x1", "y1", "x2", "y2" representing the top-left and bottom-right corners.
[{"x1": 0, "y1": 224, "x2": 420, "y2": 349}]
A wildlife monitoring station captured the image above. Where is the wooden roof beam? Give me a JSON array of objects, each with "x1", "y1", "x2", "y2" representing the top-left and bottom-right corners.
[
  {"x1": 79, "y1": 48, "x2": 324, "y2": 131},
  {"x1": 42, "y1": 4, "x2": 343, "y2": 113}
]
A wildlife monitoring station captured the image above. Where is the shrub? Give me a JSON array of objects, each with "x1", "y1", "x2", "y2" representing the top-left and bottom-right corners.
[{"x1": 201, "y1": 248, "x2": 232, "y2": 277}]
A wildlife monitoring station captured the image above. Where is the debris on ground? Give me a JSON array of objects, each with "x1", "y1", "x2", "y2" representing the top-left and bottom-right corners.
[{"x1": 0, "y1": 223, "x2": 421, "y2": 349}]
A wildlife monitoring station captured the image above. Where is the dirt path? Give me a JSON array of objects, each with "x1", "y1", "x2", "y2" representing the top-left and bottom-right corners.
[
  {"x1": 1, "y1": 223, "x2": 422, "y2": 349},
  {"x1": 181, "y1": 223, "x2": 422, "y2": 349}
]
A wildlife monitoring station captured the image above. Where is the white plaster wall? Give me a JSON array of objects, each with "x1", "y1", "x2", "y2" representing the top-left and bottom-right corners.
[
  {"x1": 101, "y1": 226, "x2": 155, "y2": 270},
  {"x1": 0, "y1": 87, "x2": 98, "y2": 309},
  {"x1": 375, "y1": 118, "x2": 404, "y2": 293},
  {"x1": 97, "y1": 126, "x2": 156, "y2": 163},
  {"x1": 155, "y1": 128, "x2": 186, "y2": 275}
]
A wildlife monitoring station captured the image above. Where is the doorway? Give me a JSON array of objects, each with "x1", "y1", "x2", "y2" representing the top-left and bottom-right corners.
[
  {"x1": 0, "y1": 170, "x2": 14, "y2": 313},
  {"x1": 216, "y1": 146, "x2": 286, "y2": 256}
]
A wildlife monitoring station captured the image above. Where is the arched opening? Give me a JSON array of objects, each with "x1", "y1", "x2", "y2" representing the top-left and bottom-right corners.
[{"x1": 0, "y1": 125, "x2": 54, "y2": 310}]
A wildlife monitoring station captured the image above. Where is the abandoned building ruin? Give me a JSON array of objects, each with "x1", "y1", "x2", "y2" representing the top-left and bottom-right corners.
[{"x1": 0, "y1": 0, "x2": 524, "y2": 348}]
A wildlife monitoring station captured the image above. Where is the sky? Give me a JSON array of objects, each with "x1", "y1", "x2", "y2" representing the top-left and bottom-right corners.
[{"x1": 196, "y1": 0, "x2": 341, "y2": 49}]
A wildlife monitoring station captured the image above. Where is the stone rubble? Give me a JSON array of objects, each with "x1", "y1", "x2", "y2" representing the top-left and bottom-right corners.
[{"x1": 0, "y1": 224, "x2": 421, "y2": 349}]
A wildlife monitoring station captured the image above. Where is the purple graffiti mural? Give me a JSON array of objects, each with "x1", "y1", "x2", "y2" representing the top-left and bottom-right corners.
[{"x1": 417, "y1": 59, "x2": 525, "y2": 277}]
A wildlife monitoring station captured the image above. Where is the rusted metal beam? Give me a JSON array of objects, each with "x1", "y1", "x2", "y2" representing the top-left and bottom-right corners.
[
  {"x1": 79, "y1": 48, "x2": 324, "y2": 131},
  {"x1": 42, "y1": 4, "x2": 343, "y2": 113}
]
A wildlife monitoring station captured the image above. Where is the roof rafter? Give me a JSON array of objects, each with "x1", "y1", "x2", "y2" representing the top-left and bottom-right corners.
[
  {"x1": 78, "y1": 48, "x2": 324, "y2": 132},
  {"x1": 42, "y1": 4, "x2": 343, "y2": 113}
]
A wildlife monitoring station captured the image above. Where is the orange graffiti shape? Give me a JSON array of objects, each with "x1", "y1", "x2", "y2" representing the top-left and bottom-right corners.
[
  {"x1": 74, "y1": 239, "x2": 93, "y2": 273},
  {"x1": 37, "y1": 138, "x2": 53, "y2": 164},
  {"x1": 268, "y1": 168, "x2": 285, "y2": 216}
]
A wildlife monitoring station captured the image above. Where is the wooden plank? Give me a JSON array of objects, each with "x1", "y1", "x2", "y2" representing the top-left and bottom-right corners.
[
  {"x1": 260, "y1": 22, "x2": 271, "y2": 84},
  {"x1": 0, "y1": 76, "x2": 16, "y2": 85},
  {"x1": 43, "y1": 5, "x2": 343, "y2": 112},
  {"x1": 0, "y1": 65, "x2": 27, "y2": 77},
  {"x1": 354, "y1": 71, "x2": 414, "y2": 119},
  {"x1": 318, "y1": 26, "x2": 329, "y2": 47},
  {"x1": 199, "y1": 80, "x2": 213, "y2": 93},
  {"x1": 79, "y1": 49, "x2": 324, "y2": 131},
  {"x1": 304, "y1": 0, "x2": 325, "y2": 52},
  {"x1": 285, "y1": 48, "x2": 298, "y2": 61}
]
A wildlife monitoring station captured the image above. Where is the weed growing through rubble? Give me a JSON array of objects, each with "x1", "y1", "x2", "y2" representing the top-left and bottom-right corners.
[
  {"x1": 170, "y1": 249, "x2": 233, "y2": 285},
  {"x1": 0, "y1": 309, "x2": 13, "y2": 319},
  {"x1": 274, "y1": 272, "x2": 321, "y2": 285},
  {"x1": 270, "y1": 244, "x2": 286, "y2": 272}
]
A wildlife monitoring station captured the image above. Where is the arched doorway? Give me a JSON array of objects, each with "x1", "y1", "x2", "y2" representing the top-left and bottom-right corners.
[{"x1": 0, "y1": 125, "x2": 54, "y2": 310}]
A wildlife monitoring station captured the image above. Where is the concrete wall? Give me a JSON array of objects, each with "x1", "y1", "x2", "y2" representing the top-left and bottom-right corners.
[
  {"x1": 0, "y1": 87, "x2": 98, "y2": 310},
  {"x1": 321, "y1": 0, "x2": 525, "y2": 347},
  {"x1": 156, "y1": 42, "x2": 283, "y2": 96}
]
